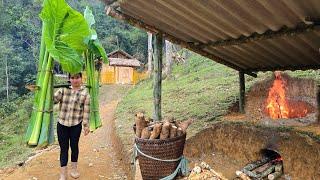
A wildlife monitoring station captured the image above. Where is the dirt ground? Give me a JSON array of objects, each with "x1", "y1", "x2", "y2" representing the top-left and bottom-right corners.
[{"x1": 0, "y1": 85, "x2": 132, "y2": 180}]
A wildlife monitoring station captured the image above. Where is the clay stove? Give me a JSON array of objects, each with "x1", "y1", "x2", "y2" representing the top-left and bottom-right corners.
[{"x1": 246, "y1": 72, "x2": 318, "y2": 126}]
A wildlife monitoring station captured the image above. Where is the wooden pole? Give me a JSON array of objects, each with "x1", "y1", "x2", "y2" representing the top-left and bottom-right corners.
[
  {"x1": 153, "y1": 33, "x2": 163, "y2": 121},
  {"x1": 239, "y1": 71, "x2": 245, "y2": 113},
  {"x1": 147, "y1": 32, "x2": 153, "y2": 75},
  {"x1": 165, "y1": 40, "x2": 173, "y2": 78},
  {"x1": 317, "y1": 85, "x2": 320, "y2": 124}
]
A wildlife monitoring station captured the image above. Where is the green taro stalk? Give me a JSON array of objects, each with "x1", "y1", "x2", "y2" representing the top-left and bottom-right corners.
[{"x1": 83, "y1": 6, "x2": 108, "y2": 131}]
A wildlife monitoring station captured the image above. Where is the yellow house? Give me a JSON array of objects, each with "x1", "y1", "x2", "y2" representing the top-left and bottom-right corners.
[{"x1": 100, "y1": 49, "x2": 147, "y2": 85}]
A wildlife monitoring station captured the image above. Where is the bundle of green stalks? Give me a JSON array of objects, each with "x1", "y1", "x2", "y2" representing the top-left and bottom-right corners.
[
  {"x1": 84, "y1": 6, "x2": 108, "y2": 131},
  {"x1": 85, "y1": 52, "x2": 102, "y2": 131},
  {"x1": 25, "y1": 27, "x2": 55, "y2": 147}
]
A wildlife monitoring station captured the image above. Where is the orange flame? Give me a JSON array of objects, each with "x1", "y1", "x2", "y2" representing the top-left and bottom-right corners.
[
  {"x1": 265, "y1": 72, "x2": 312, "y2": 119},
  {"x1": 266, "y1": 72, "x2": 289, "y2": 119}
]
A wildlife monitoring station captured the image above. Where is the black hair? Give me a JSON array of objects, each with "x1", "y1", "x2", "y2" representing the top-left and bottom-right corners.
[{"x1": 68, "y1": 72, "x2": 82, "y2": 79}]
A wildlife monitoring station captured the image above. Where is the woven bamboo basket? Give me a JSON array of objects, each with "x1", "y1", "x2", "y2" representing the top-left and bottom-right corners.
[{"x1": 135, "y1": 133, "x2": 186, "y2": 180}]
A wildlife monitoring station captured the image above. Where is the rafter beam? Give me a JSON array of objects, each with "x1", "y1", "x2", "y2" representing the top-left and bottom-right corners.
[
  {"x1": 202, "y1": 22, "x2": 320, "y2": 48},
  {"x1": 247, "y1": 64, "x2": 320, "y2": 72},
  {"x1": 105, "y1": 6, "x2": 257, "y2": 77},
  {"x1": 104, "y1": 0, "x2": 118, "y2": 6}
]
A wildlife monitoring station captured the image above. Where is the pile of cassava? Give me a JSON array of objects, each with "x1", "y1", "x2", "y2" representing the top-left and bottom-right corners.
[{"x1": 134, "y1": 112, "x2": 193, "y2": 140}]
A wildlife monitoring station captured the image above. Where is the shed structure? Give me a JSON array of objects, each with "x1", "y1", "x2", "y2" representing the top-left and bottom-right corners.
[
  {"x1": 105, "y1": 0, "x2": 320, "y2": 74},
  {"x1": 104, "y1": 0, "x2": 320, "y2": 114},
  {"x1": 100, "y1": 49, "x2": 146, "y2": 84}
]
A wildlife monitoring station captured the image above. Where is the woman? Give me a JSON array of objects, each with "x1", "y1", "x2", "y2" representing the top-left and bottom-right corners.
[{"x1": 54, "y1": 73, "x2": 90, "y2": 179}]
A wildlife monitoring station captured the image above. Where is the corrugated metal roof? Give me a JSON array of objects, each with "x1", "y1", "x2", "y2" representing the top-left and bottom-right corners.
[
  {"x1": 105, "y1": 0, "x2": 320, "y2": 74},
  {"x1": 109, "y1": 58, "x2": 141, "y2": 67}
]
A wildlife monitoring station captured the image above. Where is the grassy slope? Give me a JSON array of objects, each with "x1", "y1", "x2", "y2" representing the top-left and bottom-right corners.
[
  {"x1": 0, "y1": 96, "x2": 33, "y2": 168},
  {"x1": 115, "y1": 53, "x2": 320, "y2": 152}
]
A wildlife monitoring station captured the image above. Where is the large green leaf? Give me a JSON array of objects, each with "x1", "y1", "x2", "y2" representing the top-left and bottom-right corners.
[
  {"x1": 40, "y1": 0, "x2": 90, "y2": 73},
  {"x1": 93, "y1": 40, "x2": 108, "y2": 63},
  {"x1": 84, "y1": 6, "x2": 108, "y2": 63},
  {"x1": 84, "y1": 6, "x2": 95, "y2": 29},
  {"x1": 48, "y1": 41, "x2": 83, "y2": 73}
]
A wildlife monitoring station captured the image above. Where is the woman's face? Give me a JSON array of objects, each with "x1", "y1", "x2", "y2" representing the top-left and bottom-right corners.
[{"x1": 70, "y1": 74, "x2": 82, "y2": 88}]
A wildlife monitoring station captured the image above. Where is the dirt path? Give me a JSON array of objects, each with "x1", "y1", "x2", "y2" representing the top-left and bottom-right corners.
[{"x1": 1, "y1": 85, "x2": 132, "y2": 180}]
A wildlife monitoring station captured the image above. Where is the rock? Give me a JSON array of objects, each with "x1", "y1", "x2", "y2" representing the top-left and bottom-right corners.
[
  {"x1": 32, "y1": 177, "x2": 38, "y2": 180},
  {"x1": 200, "y1": 162, "x2": 211, "y2": 170},
  {"x1": 188, "y1": 162, "x2": 226, "y2": 180},
  {"x1": 284, "y1": 174, "x2": 291, "y2": 180},
  {"x1": 193, "y1": 166, "x2": 202, "y2": 174},
  {"x1": 89, "y1": 163, "x2": 93, "y2": 167},
  {"x1": 16, "y1": 161, "x2": 24, "y2": 167}
]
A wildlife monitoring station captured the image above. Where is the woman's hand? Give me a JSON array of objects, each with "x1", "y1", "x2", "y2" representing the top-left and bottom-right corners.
[{"x1": 84, "y1": 127, "x2": 90, "y2": 136}]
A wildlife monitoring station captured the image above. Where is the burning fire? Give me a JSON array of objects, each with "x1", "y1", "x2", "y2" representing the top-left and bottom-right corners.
[
  {"x1": 265, "y1": 72, "x2": 311, "y2": 119},
  {"x1": 266, "y1": 72, "x2": 289, "y2": 119}
]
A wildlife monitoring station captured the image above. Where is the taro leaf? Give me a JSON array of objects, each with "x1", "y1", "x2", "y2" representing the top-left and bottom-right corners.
[
  {"x1": 84, "y1": 6, "x2": 95, "y2": 28},
  {"x1": 40, "y1": 0, "x2": 90, "y2": 73},
  {"x1": 93, "y1": 40, "x2": 108, "y2": 63},
  {"x1": 84, "y1": 6, "x2": 108, "y2": 63}
]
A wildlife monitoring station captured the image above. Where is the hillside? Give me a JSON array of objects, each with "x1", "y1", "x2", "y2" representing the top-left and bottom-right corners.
[
  {"x1": 0, "y1": 95, "x2": 33, "y2": 168},
  {"x1": 114, "y1": 53, "x2": 320, "y2": 153},
  {"x1": 0, "y1": 0, "x2": 147, "y2": 103}
]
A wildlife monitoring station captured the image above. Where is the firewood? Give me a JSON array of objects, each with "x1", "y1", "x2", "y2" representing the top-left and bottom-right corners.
[
  {"x1": 141, "y1": 127, "x2": 152, "y2": 139},
  {"x1": 253, "y1": 162, "x2": 272, "y2": 173},
  {"x1": 236, "y1": 171, "x2": 251, "y2": 180},
  {"x1": 150, "y1": 123, "x2": 162, "y2": 139},
  {"x1": 135, "y1": 112, "x2": 148, "y2": 138},
  {"x1": 160, "y1": 121, "x2": 171, "y2": 140},
  {"x1": 178, "y1": 119, "x2": 194, "y2": 133},
  {"x1": 267, "y1": 171, "x2": 282, "y2": 180},
  {"x1": 242, "y1": 157, "x2": 270, "y2": 171},
  {"x1": 169, "y1": 125, "x2": 177, "y2": 138},
  {"x1": 177, "y1": 127, "x2": 184, "y2": 136},
  {"x1": 260, "y1": 164, "x2": 276, "y2": 178},
  {"x1": 274, "y1": 163, "x2": 283, "y2": 172}
]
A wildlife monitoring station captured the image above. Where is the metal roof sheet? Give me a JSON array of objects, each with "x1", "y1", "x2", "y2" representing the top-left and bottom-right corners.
[{"x1": 105, "y1": 0, "x2": 320, "y2": 74}]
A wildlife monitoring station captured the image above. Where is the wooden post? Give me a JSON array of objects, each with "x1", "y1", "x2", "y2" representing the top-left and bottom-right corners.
[
  {"x1": 239, "y1": 71, "x2": 245, "y2": 113},
  {"x1": 147, "y1": 32, "x2": 153, "y2": 75},
  {"x1": 317, "y1": 85, "x2": 320, "y2": 123},
  {"x1": 153, "y1": 33, "x2": 163, "y2": 121},
  {"x1": 164, "y1": 40, "x2": 173, "y2": 78}
]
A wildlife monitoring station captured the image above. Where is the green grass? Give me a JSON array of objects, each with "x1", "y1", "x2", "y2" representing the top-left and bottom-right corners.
[
  {"x1": 115, "y1": 53, "x2": 320, "y2": 152},
  {"x1": 0, "y1": 95, "x2": 33, "y2": 168},
  {"x1": 115, "y1": 54, "x2": 259, "y2": 150}
]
